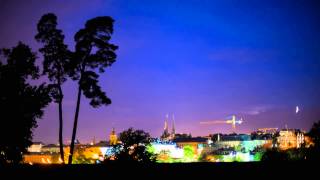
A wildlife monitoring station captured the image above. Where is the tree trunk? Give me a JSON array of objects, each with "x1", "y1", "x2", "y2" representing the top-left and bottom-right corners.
[
  {"x1": 58, "y1": 85, "x2": 64, "y2": 164},
  {"x1": 68, "y1": 84, "x2": 82, "y2": 164}
]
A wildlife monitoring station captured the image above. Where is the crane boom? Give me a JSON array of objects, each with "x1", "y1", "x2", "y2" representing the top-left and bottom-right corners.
[
  {"x1": 200, "y1": 120, "x2": 227, "y2": 124},
  {"x1": 199, "y1": 115, "x2": 243, "y2": 129}
]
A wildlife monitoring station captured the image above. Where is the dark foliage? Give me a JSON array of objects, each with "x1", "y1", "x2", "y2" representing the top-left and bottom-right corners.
[
  {"x1": 308, "y1": 121, "x2": 320, "y2": 146},
  {"x1": 106, "y1": 128, "x2": 156, "y2": 163},
  {"x1": 306, "y1": 120, "x2": 320, "y2": 160},
  {"x1": 35, "y1": 13, "x2": 70, "y2": 85},
  {"x1": 0, "y1": 43, "x2": 51, "y2": 164},
  {"x1": 261, "y1": 148, "x2": 289, "y2": 161}
]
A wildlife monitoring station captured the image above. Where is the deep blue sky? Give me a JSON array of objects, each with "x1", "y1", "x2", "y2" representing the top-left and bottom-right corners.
[{"x1": 1, "y1": 0, "x2": 319, "y2": 143}]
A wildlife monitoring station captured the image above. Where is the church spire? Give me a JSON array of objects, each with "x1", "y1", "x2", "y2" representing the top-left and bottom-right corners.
[
  {"x1": 161, "y1": 113, "x2": 170, "y2": 140},
  {"x1": 171, "y1": 114, "x2": 175, "y2": 136},
  {"x1": 164, "y1": 113, "x2": 169, "y2": 132}
]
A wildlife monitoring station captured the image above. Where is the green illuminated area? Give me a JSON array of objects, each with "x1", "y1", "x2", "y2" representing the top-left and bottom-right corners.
[
  {"x1": 183, "y1": 146, "x2": 195, "y2": 161},
  {"x1": 147, "y1": 142, "x2": 265, "y2": 163},
  {"x1": 148, "y1": 144, "x2": 200, "y2": 163}
]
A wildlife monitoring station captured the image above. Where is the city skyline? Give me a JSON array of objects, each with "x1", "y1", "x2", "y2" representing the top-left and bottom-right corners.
[{"x1": 1, "y1": 0, "x2": 320, "y2": 144}]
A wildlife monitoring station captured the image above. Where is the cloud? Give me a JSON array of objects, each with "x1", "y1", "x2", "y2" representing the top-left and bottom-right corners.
[{"x1": 208, "y1": 48, "x2": 275, "y2": 63}]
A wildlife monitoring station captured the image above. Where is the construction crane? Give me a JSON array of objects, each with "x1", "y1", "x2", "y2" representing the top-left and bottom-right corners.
[{"x1": 200, "y1": 115, "x2": 243, "y2": 129}]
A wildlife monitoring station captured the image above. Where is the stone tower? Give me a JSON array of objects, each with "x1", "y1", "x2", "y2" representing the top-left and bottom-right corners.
[{"x1": 109, "y1": 128, "x2": 118, "y2": 145}]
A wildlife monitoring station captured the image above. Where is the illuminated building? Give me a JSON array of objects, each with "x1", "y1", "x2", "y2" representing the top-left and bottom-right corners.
[
  {"x1": 27, "y1": 142, "x2": 43, "y2": 153},
  {"x1": 213, "y1": 139, "x2": 272, "y2": 151},
  {"x1": 26, "y1": 143, "x2": 69, "y2": 163},
  {"x1": 204, "y1": 134, "x2": 272, "y2": 155},
  {"x1": 24, "y1": 140, "x2": 114, "y2": 164},
  {"x1": 277, "y1": 129, "x2": 304, "y2": 150},
  {"x1": 256, "y1": 128, "x2": 278, "y2": 135},
  {"x1": 109, "y1": 128, "x2": 118, "y2": 145},
  {"x1": 24, "y1": 153, "x2": 60, "y2": 164},
  {"x1": 28, "y1": 142, "x2": 67, "y2": 154},
  {"x1": 304, "y1": 135, "x2": 314, "y2": 147},
  {"x1": 41, "y1": 144, "x2": 61, "y2": 153},
  {"x1": 173, "y1": 137, "x2": 208, "y2": 155},
  {"x1": 149, "y1": 142, "x2": 198, "y2": 162}
]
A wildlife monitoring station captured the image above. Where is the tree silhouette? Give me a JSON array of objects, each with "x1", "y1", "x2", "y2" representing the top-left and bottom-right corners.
[
  {"x1": 308, "y1": 121, "x2": 320, "y2": 147},
  {"x1": 68, "y1": 16, "x2": 118, "y2": 164},
  {"x1": 0, "y1": 42, "x2": 51, "y2": 164},
  {"x1": 261, "y1": 149, "x2": 289, "y2": 161},
  {"x1": 306, "y1": 120, "x2": 320, "y2": 160},
  {"x1": 107, "y1": 128, "x2": 156, "y2": 163},
  {"x1": 35, "y1": 13, "x2": 71, "y2": 164}
]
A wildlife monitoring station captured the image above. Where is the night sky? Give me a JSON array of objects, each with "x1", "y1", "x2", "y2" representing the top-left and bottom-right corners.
[{"x1": 1, "y1": 0, "x2": 320, "y2": 144}]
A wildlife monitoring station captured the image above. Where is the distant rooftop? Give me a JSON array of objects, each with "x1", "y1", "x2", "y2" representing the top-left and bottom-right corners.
[
  {"x1": 219, "y1": 134, "x2": 251, "y2": 141},
  {"x1": 173, "y1": 137, "x2": 208, "y2": 143},
  {"x1": 42, "y1": 144, "x2": 60, "y2": 148},
  {"x1": 31, "y1": 142, "x2": 44, "y2": 145}
]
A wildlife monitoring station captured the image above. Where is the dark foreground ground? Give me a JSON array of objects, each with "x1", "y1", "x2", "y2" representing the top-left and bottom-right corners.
[{"x1": 0, "y1": 162, "x2": 318, "y2": 178}]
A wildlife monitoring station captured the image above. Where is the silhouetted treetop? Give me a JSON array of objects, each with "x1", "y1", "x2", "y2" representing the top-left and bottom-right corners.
[
  {"x1": 69, "y1": 16, "x2": 118, "y2": 108},
  {"x1": 35, "y1": 13, "x2": 70, "y2": 85},
  {"x1": 0, "y1": 42, "x2": 39, "y2": 79},
  {"x1": 119, "y1": 128, "x2": 151, "y2": 147}
]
